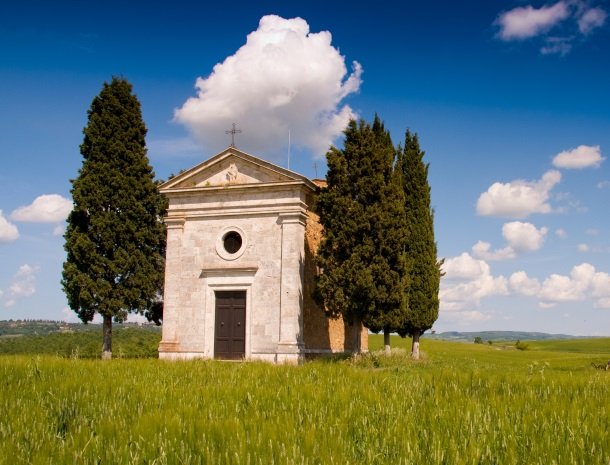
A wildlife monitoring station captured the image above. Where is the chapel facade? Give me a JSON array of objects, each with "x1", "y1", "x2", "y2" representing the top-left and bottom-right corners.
[{"x1": 158, "y1": 147, "x2": 367, "y2": 363}]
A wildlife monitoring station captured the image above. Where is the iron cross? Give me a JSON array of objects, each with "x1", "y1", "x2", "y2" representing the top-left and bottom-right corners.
[{"x1": 225, "y1": 123, "x2": 242, "y2": 147}]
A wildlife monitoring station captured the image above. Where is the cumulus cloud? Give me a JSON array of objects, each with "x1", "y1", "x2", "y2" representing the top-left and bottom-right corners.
[
  {"x1": 503, "y1": 221, "x2": 548, "y2": 252},
  {"x1": 472, "y1": 241, "x2": 515, "y2": 261},
  {"x1": 512, "y1": 263, "x2": 610, "y2": 308},
  {"x1": 552, "y1": 145, "x2": 604, "y2": 169},
  {"x1": 578, "y1": 7, "x2": 607, "y2": 34},
  {"x1": 476, "y1": 170, "x2": 561, "y2": 218},
  {"x1": 472, "y1": 222, "x2": 547, "y2": 261},
  {"x1": 539, "y1": 263, "x2": 592, "y2": 303},
  {"x1": 174, "y1": 15, "x2": 362, "y2": 160},
  {"x1": 11, "y1": 194, "x2": 72, "y2": 223},
  {"x1": 509, "y1": 271, "x2": 542, "y2": 296},
  {"x1": 496, "y1": 2, "x2": 570, "y2": 40},
  {"x1": 440, "y1": 253, "x2": 508, "y2": 311},
  {"x1": 3, "y1": 264, "x2": 40, "y2": 308},
  {"x1": 577, "y1": 243, "x2": 590, "y2": 252},
  {"x1": 0, "y1": 210, "x2": 19, "y2": 244},
  {"x1": 555, "y1": 228, "x2": 567, "y2": 239}
]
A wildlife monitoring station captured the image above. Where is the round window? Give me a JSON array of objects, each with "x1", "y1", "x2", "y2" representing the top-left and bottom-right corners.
[
  {"x1": 216, "y1": 226, "x2": 247, "y2": 261},
  {"x1": 223, "y1": 231, "x2": 243, "y2": 254}
]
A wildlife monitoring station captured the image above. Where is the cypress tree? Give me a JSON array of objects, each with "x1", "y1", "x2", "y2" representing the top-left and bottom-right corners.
[
  {"x1": 396, "y1": 130, "x2": 442, "y2": 360},
  {"x1": 62, "y1": 77, "x2": 166, "y2": 359},
  {"x1": 316, "y1": 116, "x2": 407, "y2": 353},
  {"x1": 363, "y1": 117, "x2": 409, "y2": 354}
]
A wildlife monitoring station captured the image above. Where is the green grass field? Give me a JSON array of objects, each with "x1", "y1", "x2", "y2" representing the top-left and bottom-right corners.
[{"x1": 1, "y1": 335, "x2": 609, "y2": 464}]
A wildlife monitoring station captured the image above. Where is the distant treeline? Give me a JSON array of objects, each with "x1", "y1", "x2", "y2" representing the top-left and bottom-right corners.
[
  {"x1": 0, "y1": 320, "x2": 160, "y2": 337},
  {"x1": 0, "y1": 324, "x2": 161, "y2": 358}
]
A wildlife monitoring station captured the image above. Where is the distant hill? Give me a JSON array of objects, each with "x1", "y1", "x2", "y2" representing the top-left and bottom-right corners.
[{"x1": 427, "y1": 331, "x2": 583, "y2": 342}]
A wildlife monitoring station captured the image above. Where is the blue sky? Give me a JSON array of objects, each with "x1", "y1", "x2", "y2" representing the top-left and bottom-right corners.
[{"x1": 1, "y1": 0, "x2": 609, "y2": 334}]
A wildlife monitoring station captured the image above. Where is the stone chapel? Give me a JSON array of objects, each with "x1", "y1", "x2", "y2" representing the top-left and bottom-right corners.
[{"x1": 158, "y1": 147, "x2": 367, "y2": 363}]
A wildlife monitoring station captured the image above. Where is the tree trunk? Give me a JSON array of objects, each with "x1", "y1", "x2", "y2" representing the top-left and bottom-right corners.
[
  {"x1": 411, "y1": 330, "x2": 420, "y2": 360},
  {"x1": 384, "y1": 329, "x2": 391, "y2": 356},
  {"x1": 102, "y1": 314, "x2": 112, "y2": 360},
  {"x1": 352, "y1": 316, "x2": 362, "y2": 355}
]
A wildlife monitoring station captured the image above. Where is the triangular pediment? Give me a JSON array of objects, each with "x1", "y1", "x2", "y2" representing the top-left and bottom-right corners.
[{"x1": 160, "y1": 147, "x2": 315, "y2": 190}]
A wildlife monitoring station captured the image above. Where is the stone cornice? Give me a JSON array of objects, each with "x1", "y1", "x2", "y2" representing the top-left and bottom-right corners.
[
  {"x1": 278, "y1": 211, "x2": 308, "y2": 226},
  {"x1": 201, "y1": 267, "x2": 259, "y2": 278},
  {"x1": 160, "y1": 180, "x2": 315, "y2": 196},
  {"x1": 164, "y1": 201, "x2": 310, "y2": 221}
]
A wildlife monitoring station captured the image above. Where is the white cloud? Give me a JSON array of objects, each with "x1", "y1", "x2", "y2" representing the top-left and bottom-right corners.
[
  {"x1": 11, "y1": 194, "x2": 72, "y2": 223},
  {"x1": 511, "y1": 264, "x2": 610, "y2": 309},
  {"x1": 540, "y1": 274, "x2": 582, "y2": 302},
  {"x1": 577, "y1": 243, "x2": 590, "y2": 252},
  {"x1": 503, "y1": 221, "x2": 548, "y2": 252},
  {"x1": 476, "y1": 170, "x2": 561, "y2": 218},
  {"x1": 442, "y1": 252, "x2": 490, "y2": 281},
  {"x1": 555, "y1": 228, "x2": 567, "y2": 239},
  {"x1": 578, "y1": 7, "x2": 607, "y2": 34},
  {"x1": 474, "y1": 222, "x2": 547, "y2": 261},
  {"x1": 495, "y1": 2, "x2": 607, "y2": 55},
  {"x1": 472, "y1": 241, "x2": 515, "y2": 261},
  {"x1": 552, "y1": 145, "x2": 604, "y2": 169},
  {"x1": 538, "y1": 263, "x2": 610, "y2": 307},
  {"x1": 10, "y1": 265, "x2": 38, "y2": 295},
  {"x1": 0, "y1": 210, "x2": 19, "y2": 244},
  {"x1": 586, "y1": 228, "x2": 599, "y2": 236},
  {"x1": 174, "y1": 15, "x2": 362, "y2": 160},
  {"x1": 52, "y1": 224, "x2": 65, "y2": 237},
  {"x1": 509, "y1": 271, "x2": 542, "y2": 296},
  {"x1": 496, "y1": 2, "x2": 570, "y2": 40},
  {"x1": 440, "y1": 253, "x2": 508, "y2": 311},
  {"x1": 3, "y1": 264, "x2": 40, "y2": 308}
]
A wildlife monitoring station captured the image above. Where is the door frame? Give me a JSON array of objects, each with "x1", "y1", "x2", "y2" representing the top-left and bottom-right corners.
[
  {"x1": 201, "y1": 267, "x2": 257, "y2": 359},
  {"x1": 213, "y1": 290, "x2": 247, "y2": 359}
]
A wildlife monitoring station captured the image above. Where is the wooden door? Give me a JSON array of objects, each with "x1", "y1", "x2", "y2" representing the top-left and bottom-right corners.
[{"x1": 214, "y1": 290, "x2": 246, "y2": 360}]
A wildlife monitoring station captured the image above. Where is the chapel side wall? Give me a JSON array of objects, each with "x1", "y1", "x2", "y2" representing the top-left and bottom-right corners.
[{"x1": 303, "y1": 210, "x2": 368, "y2": 353}]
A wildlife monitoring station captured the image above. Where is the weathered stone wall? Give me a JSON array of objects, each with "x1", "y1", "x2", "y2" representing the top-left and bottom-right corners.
[
  {"x1": 159, "y1": 179, "x2": 310, "y2": 363},
  {"x1": 159, "y1": 152, "x2": 367, "y2": 363}
]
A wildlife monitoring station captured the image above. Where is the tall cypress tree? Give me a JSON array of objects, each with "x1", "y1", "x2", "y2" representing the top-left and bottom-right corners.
[
  {"x1": 363, "y1": 117, "x2": 409, "y2": 354},
  {"x1": 396, "y1": 130, "x2": 442, "y2": 360},
  {"x1": 62, "y1": 77, "x2": 166, "y2": 359},
  {"x1": 316, "y1": 116, "x2": 407, "y2": 353}
]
